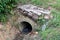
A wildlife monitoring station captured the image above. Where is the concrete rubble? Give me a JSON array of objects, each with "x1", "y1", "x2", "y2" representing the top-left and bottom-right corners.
[{"x1": 17, "y1": 4, "x2": 51, "y2": 21}]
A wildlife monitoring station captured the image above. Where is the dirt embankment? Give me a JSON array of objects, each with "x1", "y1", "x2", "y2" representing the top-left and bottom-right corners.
[{"x1": 0, "y1": 22, "x2": 19, "y2": 40}]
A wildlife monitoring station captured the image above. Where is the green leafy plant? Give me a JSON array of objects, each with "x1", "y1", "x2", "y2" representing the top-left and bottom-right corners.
[{"x1": 0, "y1": 0, "x2": 18, "y2": 22}]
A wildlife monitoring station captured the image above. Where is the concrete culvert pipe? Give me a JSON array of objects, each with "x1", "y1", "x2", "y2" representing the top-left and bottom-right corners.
[{"x1": 19, "y1": 21, "x2": 32, "y2": 34}]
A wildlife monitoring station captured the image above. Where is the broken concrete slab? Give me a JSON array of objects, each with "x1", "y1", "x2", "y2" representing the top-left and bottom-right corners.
[
  {"x1": 17, "y1": 4, "x2": 51, "y2": 21},
  {"x1": 17, "y1": 4, "x2": 51, "y2": 15}
]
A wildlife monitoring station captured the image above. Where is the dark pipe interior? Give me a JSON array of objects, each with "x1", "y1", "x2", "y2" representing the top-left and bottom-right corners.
[{"x1": 21, "y1": 21, "x2": 32, "y2": 34}]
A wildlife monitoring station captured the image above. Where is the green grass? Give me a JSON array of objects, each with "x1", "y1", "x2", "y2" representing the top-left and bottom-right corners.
[{"x1": 40, "y1": 28, "x2": 60, "y2": 40}]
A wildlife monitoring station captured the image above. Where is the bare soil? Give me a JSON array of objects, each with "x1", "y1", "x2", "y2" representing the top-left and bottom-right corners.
[{"x1": 0, "y1": 22, "x2": 20, "y2": 40}]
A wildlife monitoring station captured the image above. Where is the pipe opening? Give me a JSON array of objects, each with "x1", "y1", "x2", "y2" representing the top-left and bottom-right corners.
[{"x1": 20, "y1": 21, "x2": 32, "y2": 34}]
